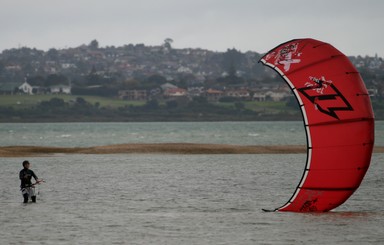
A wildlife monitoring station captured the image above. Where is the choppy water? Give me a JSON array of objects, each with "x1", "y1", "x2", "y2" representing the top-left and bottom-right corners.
[
  {"x1": 0, "y1": 121, "x2": 308, "y2": 147},
  {"x1": 1, "y1": 121, "x2": 383, "y2": 244},
  {"x1": 1, "y1": 153, "x2": 384, "y2": 244},
  {"x1": 1, "y1": 121, "x2": 383, "y2": 147}
]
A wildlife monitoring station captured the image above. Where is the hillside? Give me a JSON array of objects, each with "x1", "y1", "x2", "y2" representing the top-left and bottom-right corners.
[{"x1": 0, "y1": 40, "x2": 383, "y2": 122}]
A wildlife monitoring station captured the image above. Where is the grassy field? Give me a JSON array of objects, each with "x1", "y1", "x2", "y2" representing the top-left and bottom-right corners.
[
  {"x1": 0, "y1": 94, "x2": 303, "y2": 121},
  {"x1": 0, "y1": 94, "x2": 294, "y2": 110},
  {"x1": 0, "y1": 94, "x2": 300, "y2": 121},
  {"x1": 0, "y1": 94, "x2": 145, "y2": 109},
  {"x1": 4, "y1": 93, "x2": 383, "y2": 121}
]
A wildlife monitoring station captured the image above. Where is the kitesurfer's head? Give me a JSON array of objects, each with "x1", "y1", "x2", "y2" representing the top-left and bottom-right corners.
[{"x1": 22, "y1": 160, "x2": 30, "y2": 168}]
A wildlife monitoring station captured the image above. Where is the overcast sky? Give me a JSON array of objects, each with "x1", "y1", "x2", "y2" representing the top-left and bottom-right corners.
[{"x1": 1, "y1": 0, "x2": 383, "y2": 56}]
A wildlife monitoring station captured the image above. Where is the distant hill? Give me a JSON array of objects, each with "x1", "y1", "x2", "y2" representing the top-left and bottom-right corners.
[{"x1": 1, "y1": 40, "x2": 382, "y2": 90}]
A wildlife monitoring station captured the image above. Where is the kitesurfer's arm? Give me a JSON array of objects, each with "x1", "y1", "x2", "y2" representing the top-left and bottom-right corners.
[
  {"x1": 19, "y1": 170, "x2": 23, "y2": 180},
  {"x1": 31, "y1": 170, "x2": 38, "y2": 181}
]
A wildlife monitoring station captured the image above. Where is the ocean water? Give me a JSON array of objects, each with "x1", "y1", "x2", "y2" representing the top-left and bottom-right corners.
[
  {"x1": 0, "y1": 121, "x2": 306, "y2": 147},
  {"x1": 1, "y1": 121, "x2": 383, "y2": 244},
  {"x1": 1, "y1": 121, "x2": 383, "y2": 147},
  {"x1": 1, "y1": 154, "x2": 383, "y2": 244}
]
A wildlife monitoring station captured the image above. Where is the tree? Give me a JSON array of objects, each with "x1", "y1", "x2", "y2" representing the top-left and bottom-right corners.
[
  {"x1": 139, "y1": 74, "x2": 167, "y2": 89},
  {"x1": 120, "y1": 79, "x2": 140, "y2": 89},
  {"x1": 27, "y1": 75, "x2": 45, "y2": 86},
  {"x1": 166, "y1": 100, "x2": 178, "y2": 109},
  {"x1": 163, "y1": 38, "x2": 173, "y2": 49},
  {"x1": 144, "y1": 99, "x2": 159, "y2": 110},
  {"x1": 45, "y1": 74, "x2": 69, "y2": 86},
  {"x1": 234, "y1": 102, "x2": 245, "y2": 110},
  {"x1": 0, "y1": 61, "x2": 5, "y2": 74},
  {"x1": 46, "y1": 48, "x2": 59, "y2": 60},
  {"x1": 375, "y1": 77, "x2": 384, "y2": 102},
  {"x1": 40, "y1": 98, "x2": 66, "y2": 108},
  {"x1": 76, "y1": 97, "x2": 87, "y2": 105},
  {"x1": 220, "y1": 48, "x2": 245, "y2": 84},
  {"x1": 89, "y1": 39, "x2": 99, "y2": 50}
]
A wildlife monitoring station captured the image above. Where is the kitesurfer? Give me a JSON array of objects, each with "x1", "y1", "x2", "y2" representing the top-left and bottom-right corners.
[{"x1": 19, "y1": 160, "x2": 40, "y2": 203}]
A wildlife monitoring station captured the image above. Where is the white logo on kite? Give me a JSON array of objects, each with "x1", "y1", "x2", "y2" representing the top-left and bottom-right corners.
[
  {"x1": 275, "y1": 43, "x2": 301, "y2": 71},
  {"x1": 304, "y1": 76, "x2": 333, "y2": 95}
]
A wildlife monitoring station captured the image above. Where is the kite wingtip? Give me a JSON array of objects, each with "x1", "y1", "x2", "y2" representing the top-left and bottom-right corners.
[{"x1": 262, "y1": 208, "x2": 277, "y2": 212}]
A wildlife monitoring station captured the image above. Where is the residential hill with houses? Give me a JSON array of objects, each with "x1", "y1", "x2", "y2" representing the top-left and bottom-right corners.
[{"x1": 0, "y1": 40, "x2": 383, "y2": 103}]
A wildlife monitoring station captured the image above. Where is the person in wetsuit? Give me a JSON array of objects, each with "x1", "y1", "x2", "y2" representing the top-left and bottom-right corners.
[{"x1": 19, "y1": 160, "x2": 39, "y2": 203}]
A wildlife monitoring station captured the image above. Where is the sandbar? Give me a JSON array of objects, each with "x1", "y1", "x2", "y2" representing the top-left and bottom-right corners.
[{"x1": 0, "y1": 143, "x2": 383, "y2": 157}]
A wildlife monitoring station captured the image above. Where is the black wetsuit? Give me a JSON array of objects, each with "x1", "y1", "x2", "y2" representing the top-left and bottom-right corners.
[{"x1": 19, "y1": 168, "x2": 38, "y2": 203}]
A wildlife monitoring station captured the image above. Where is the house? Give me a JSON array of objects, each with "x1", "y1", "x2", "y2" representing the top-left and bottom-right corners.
[
  {"x1": 252, "y1": 91, "x2": 267, "y2": 101},
  {"x1": 119, "y1": 90, "x2": 148, "y2": 100},
  {"x1": 50, "y1": 84, "x2": 71, "y2": 94},
  {"x1": 225, "y1": 89, "x2": 250, "y2": 100},
  {"x1": 187, "y1": 87, "x2": 204, "y2": 97},
  {"x1": 265, "y1": 90, "x2": 290, "y2": 101},
  {"x1": 5, "y1": 65, "x2": 21, "y2": 71},
  {"x1": 32, "y1": 86, "x2": 49, "y2": 95},
  {"x1": 249, "y1": 85, "x2": 291, "y2": 102},
  {"x1": 205, "y1": 88, "x2": 223, "y2": 101},
  {"x1": 61, "y1": 63, "x2": 77, "y2": 69},
  {"x1": 18, "y1": 81, "x2": 34, "y2": 95},
  {"x1": 177, "y1": 66, "x2": 192, "y2": 73},
  {"x1": 163, "y1": 88, "x2": 187, "y2": 97},
  {"x1": 367, "y1": 88, "x2": 378, "y2": 97}
]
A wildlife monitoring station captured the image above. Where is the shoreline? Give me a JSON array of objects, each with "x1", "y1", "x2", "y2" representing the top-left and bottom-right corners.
[{"x1": 0, "y1": 143, "x2": 383, "y2": 157}]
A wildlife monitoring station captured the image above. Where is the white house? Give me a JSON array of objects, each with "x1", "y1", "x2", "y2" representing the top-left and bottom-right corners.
[
  {"x1": 252, "y1": 91, "x2": 267, "y2": 101},
  {"x1": 50, "y1": 84, "x2": 71, "y2": 94},
  {"x1": 225, "y1": 89, "x2": 250, "y2": 99},
  {"x1": 18, "y1": 81, "x2": 33, "y2": 95},
  {"x1": 177, "y1": 66, "x2": 192, "y2": 73},
  {"x1": 265, "y1": 90, "x2": 290, "y2": 102},
  {"x1": 205, "y1": 88, "x2": 224, "y2": 101}
]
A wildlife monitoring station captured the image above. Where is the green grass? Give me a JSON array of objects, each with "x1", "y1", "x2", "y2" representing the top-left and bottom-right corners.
[{"x1": 0, "y1": 94, "x2": 145, "y2": 109}]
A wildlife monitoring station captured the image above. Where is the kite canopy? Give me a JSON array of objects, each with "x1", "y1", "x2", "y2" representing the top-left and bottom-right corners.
[{"x1": 260, "y1": 38, "x2": 374, "y2": 212}]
